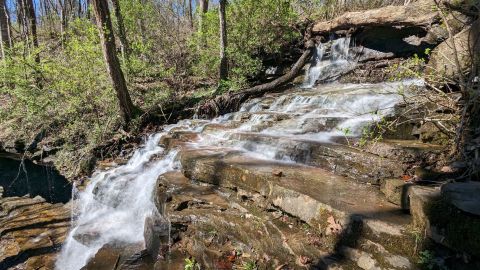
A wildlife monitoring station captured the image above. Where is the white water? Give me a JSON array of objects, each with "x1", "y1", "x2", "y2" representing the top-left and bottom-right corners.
[
  {"x1": 56, "y1": 37, "x2": 423, "y2": 269},
  {"x1": 303, "y1": 37, "x2": 356, "y2": 88},
  {"x1": 56, "y1": 133, "x2": 179, "y2": 270}
]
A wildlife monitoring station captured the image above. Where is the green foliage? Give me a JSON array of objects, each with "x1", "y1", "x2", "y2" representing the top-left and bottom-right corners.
[
  {"x1": 0, "y1": 19, "x2": 120, "y2": 175},
  {"x1": 418, "y1": 250, "x2": 436, "y2": 269},
  {"x1": 418, "y1": 250, "x2": 448, "y2": 270},
  {"x1": 241, "y1": 260, "x2": 258, "y2": 270},
  {"x1": 388, "y1": 49, "x2": 432, "y2": 81},
  {"x1": 190, "y1": 0, "x2": 300, "y2": 88},
  {"x1": 358, "y1": 117, "x2": 391, "y2": 147},
  {"x1": 184, "y1": 258, "x2": 201, "y2": 270}
]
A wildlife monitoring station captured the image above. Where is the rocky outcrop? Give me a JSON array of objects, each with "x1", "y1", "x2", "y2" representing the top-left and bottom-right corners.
[
  {"x1": 313, "y1": 0, "x2": 440, "y2": 35},
  {"x1": 409, "y1": 184, "x2": 480, "y2": 260},
  {"x1": 0, "y1": 196, "x2": 70, "y2": 270},
  {"x1": 427, "y1": 19, "x2": 480, "y2": 88}
]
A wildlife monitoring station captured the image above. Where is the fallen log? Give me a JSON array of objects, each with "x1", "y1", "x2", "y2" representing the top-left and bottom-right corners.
[
  {"x1": 195, "y1": 40, "x2": 316, "y2": 118},
  {"x1": 312, "y1": 0, "x2": 441, "y2": 35}
]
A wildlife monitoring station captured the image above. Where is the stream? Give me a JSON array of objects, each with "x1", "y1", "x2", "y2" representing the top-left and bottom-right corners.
[{"x1": 56, "y1": 38, "x2": 423, "y2": 269}]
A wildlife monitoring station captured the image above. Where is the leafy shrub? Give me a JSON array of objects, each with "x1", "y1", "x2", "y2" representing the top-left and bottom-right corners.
[{"x1": 190, "y1": 0, "x2": 301, "y2": 87}]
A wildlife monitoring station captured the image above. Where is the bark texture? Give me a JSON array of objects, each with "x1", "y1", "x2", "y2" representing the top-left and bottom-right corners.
[
  {"x1": 25, "y1": 0, "x2": 38, "y2": 52},
  {"x1": 0, "y1": 0, "x2": 10, "y2": 58},
  {"x1": 111, "y1": 0, "x2": 129, "y2": 59},
  {"x1": 196, "y1": 40, "x2": 316, "y2": 118},
  {"x1": 92, "y1": 0, "x2": 136, "y2": 125},
  {"x1": 218, "y1": 0, "x2": 228, "y2": 81}
]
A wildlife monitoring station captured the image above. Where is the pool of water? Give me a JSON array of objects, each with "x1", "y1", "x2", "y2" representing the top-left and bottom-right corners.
[{"x1": 0, "y1": 153, "x2": 72, "y2": 203}]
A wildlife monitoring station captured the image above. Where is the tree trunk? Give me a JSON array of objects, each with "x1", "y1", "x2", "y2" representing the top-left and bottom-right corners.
[
  {"x1": 25, "y1": 0, "x2": 38, "y2": 49},
  {"x1": 198, "y1": 0, "x2": 208, "y2": 13},
  {"x1": 78, "y1": 0, "x2": 82, "y2": 17},
  {"x1": 92, "y1": 0, "x2": 136, "y2": 126},
  {"x1": 59, "y1": 0, "x2": 68, "y2": 43},
  {"x1": 197, "y1": 0, "x2": 208, "y2": 37},
  {"x1": 196, "y1": 40, "x2": 316, "y2": 118},
  {"x1": 17, "y1": 0, "x2": 29, "y2": 43},
  {"x1": 0, "y1": 0, "x2": 11, "y2": 59},
  {"x1": 17, "y1": 0, "x2": 39, "y2": 62},
  {"x1": 187, "y1": 0, "x2": 193, "y2": 28},
  {"x1": 110, "y1": 0, "x2": 129, "y2": 59},
  {"x1": 218, "y1": 0, "x2": 227, "y2": 81}
]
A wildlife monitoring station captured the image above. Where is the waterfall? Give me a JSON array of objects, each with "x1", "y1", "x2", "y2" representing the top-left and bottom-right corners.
[
  {"x1": 303, "y1": 37, "x2": 356, "y2": 88},
  {"x1": 55, "y1": 77, "x2": 422, "y2": 269},
  {"x1": 55, "y1": 133, "x2": 179, "y2": 270}
]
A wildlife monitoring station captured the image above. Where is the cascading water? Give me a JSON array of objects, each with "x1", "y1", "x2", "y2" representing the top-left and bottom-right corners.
[
  {"x1": 56, "y1": 133, "x2": 179, "y2": 270},
  {"x1": 303, "y1": 37, "x2": 356, "y2": 88},
  {"x1": 56, "y1": 36, "x2": 423, "y2": 268}
]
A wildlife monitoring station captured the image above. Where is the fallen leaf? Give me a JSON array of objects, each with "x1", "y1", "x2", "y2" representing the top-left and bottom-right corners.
[
  {"x1": 298, "y1": 255, "x2": 312, "y2": 266},
  {"x1": 273, "y1": 170, "x2": 283, "y2": 177},
  {"x1": 325, "y1": 215, "x2": 342, "y2": 235},
  {"x1": 226, "y1": 250, "x2": 236, "y2": 262}
]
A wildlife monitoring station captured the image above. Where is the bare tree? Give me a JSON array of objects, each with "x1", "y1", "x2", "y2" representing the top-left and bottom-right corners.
[
  {"x1": 218, "y1": 0, "x2": 227, "y2": 80},
  {"x1": 91, "y1": 0, "x2": 136, "y2": 125},
  {"x1": 111, "y1": 0, "x2": 129, "y2": 59},
  {"x1": 17, "y1": 0, "x2": 39, "y2": 62},
  {"x1": 0, "y1": 0, "x2": 11, "y2": 59}
]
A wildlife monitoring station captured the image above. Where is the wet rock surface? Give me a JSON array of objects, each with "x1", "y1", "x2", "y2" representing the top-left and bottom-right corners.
[
  {"x1": 64, "y1": 82, "x2": 479, "y2": 270},
  {"x1": 0, "y1": 195, "x2": 70, "y2": 270}
]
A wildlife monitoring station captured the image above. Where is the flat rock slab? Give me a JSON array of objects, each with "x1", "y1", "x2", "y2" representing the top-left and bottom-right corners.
[
  {"x1": 441, "y1": 182, "x2": 480, "y2": 216},
  {"x1": 0, "y1": 196, "x2": 70, "y2": 270},
  {"x1": 312, "y1": 0, "x2": 440, "y2": 35}
]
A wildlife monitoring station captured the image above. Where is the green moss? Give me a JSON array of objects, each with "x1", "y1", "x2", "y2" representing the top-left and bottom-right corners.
[{"x1": 426, "y1": 199, "x2": 480, "y2": 257}]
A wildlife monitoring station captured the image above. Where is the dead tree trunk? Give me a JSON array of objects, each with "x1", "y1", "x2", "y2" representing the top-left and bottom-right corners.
[
  {"x1": 196, "y1": 40, "x2": 316, "y2": 118},
  {"x1": 92, "y1": 0, "x2": 136, "y2": 126},
  {"x1": 0, "y1": 0, "x2": 11, "y2": 58},
  {"x1": 218, "y1": 0, "x2": 228, "y2": 81},
  {"x1": 110, "y1": 0, "x2": 129, "y2": 59}
]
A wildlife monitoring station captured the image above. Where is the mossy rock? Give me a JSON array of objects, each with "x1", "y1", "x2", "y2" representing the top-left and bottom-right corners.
[{"x1": 426, "y1": 198, "x2": 480, "y2": 258}]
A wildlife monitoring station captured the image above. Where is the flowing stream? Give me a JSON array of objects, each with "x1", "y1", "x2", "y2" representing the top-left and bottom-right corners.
[{"x1": 56, "y1": 38, "x2": 423, "y2": 269}]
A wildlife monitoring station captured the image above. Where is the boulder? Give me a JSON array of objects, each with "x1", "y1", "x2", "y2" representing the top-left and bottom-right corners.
[
  {"x1": 409, "y1": 185, "x2": 480, "y2": 257},
  {"x1": 81, "y1": 243, "x2": 154, "y2": 270},
  {"x1": 143, "y1": 213, "x2": 170, "y2": 259},
  {"x1": 441, "y1": 181, "x2": 480, "y2": 216},
  {"x1": 427, "y1": 20, "x2": 480, "y2": 87},
  {"x1": 381, "y1": 179, "x2": 413, "y2": 209}
]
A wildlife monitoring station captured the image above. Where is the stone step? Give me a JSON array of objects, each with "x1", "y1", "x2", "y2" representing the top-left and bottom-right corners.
[
  {"x1": 177, "y1": 147, "x2": 417, "y2": 263},
  {"x1": 153, "y1": 171, "x2": 415, "y2": 270},
  {"x1": 226, "y1": 132, "x2": 404, "y2": 183},
  {"x1": 163, "y1": 124, "x2": 442, "y2": 184},
  {"x1": 164, "y1": 126, "x2": 405, "y2": 183}
]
